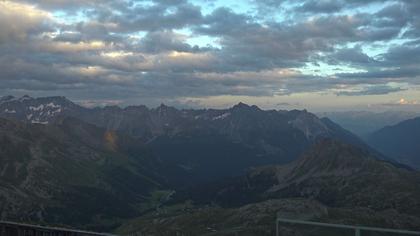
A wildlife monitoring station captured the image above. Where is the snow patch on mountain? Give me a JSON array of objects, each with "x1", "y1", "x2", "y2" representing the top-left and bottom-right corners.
[
  {"x1": 19, "y1": 95, "x2": 33, "y2": 101},
  {"x1": 212, "y1": 112, "x2": 231, "y2": 120},
  {"x1": 29, "y1": 103, "x2": 62, "y2": 112},
  {"x1": 4, "y1": 109, "x2": 16, "y2": 113},
  {"x1": 31, "y1": 120, "x2": 49, "y2": 125}
]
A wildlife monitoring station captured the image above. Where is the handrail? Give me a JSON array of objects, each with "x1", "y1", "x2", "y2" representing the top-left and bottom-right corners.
[
  {"x1": 0, "y1": 220, "x2": 117, "y2": 235},
  {"x1": 276, "y1": 218, "x2": 420, "y2": 236}
]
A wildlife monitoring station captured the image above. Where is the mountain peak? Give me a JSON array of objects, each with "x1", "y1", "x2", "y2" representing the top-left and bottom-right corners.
[
  {"x1": 38, "y1": 96, "x2": 77, "y2": 105},
  {"x1": 156, "y1": 103, "x2": 176, "y2": 111},
  {"x1": 231, "y1": 102, "x2": 260, "y2": 111},
  {"x1": 154, "y1": 103, "x2": 178, "y2": 117},
  {"x1": 158, "y1": 103, "x2": 169, "y2": 108},
  {"x1": 302, "y1": 138, "x2": 369, "y2": 162},
  {"x1": 19, "y1": 95, "x2": 33, "y2": 101},
  {"x1": 289, "y1": 139, "x2": 375, "y2": 178},
  {"x1": 233, "y1": 102, "x2": 249, "y2": 108}
]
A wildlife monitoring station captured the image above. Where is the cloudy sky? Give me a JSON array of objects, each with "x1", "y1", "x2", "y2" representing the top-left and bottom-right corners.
[{"x1": 1, "y1": 0, "x2": 420, "y2": 111}]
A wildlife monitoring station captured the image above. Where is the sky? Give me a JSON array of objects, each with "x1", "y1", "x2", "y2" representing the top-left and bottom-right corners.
[{"x1": 0, "y1": 0, "x2": 420, "y2": 111}]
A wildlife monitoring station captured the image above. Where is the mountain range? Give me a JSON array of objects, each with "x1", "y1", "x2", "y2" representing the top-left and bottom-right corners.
[
  {"x1": 0, "y1": 95, "x2": 375, "y2": 182},
  {"x1": 1, "y1": 95, "x2": 419, "y2": 233}
]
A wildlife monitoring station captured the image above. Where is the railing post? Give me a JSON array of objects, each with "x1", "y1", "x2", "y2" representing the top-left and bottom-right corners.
[
  {"x1": 355, "y1": 228, "x2": 361, "y2": 236},
  {"x1": 276, "y1": 219, "x2": 279, "y2": 236}
]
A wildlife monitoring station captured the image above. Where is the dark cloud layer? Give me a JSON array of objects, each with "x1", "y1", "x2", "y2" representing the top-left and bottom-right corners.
[
  {"x1": 336, "y1": 85, "x2": 406, "y2": 96},
  {"x1": 296, "y1": 0, "x2": 344, "y2": 13},
  {"x1": 0, "y1": 0, "x2": 419, "y2": 107}
]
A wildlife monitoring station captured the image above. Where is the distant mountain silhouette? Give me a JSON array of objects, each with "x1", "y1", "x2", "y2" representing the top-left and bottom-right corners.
[
  {"x1": 368, "y1": 117, "x2": 420, "y2": 170},
  {"x1": 317, "y1": 111, "x2": 419, "y2": 138}
]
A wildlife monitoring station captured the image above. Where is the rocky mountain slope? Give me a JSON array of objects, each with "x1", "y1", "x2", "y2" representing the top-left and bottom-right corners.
[
  {"x1": 189, "y1": 139, "x2": 420, "y2": 211},
  {"x1": 121, "y1": 139, "x2": 420, "y2": 235},
  {"x1": 0, "y1": 117, "x2": 188, "y2": 230}
]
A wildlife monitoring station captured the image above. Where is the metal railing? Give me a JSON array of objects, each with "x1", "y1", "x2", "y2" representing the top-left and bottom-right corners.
[
  {"x1": 0, "y1": 220, "x2": 117, "y2": 236},
  {"x1": 276, "y1": 218, "x2": 420, "y2": 236}
]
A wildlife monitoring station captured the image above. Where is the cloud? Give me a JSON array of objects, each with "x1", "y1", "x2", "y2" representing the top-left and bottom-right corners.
[
  {"x1": 398, "y1": 98, "x2": 418, "y2": 105},
  {"x1": 0, "y1": 2, "x2": 54, "y2": 44},
  {"x1": 336, "y1": 85, "x2": 405, "y2": 96},
  {"x1": 327, "y1": 46, "x2": 376, "y2": 66},
  {"x1": 296, "y1": 0, "x2": 344, "y2": 13},
  {"x1": 14, "y1": 0, "x2": 116, "y2": 11},
  {"x1": 336, "y1": 65, "x2": 420, "y2": 85},
  {"x1": 378, "y1": 43, "x2": 420, "y2": 67},
  {"x1": 0, "y1": 0, "x2": 419, "y2": 108},
  {"x1": 96, "y1": 2, "x2": 204, "y2": 32},
  {"x1": 380, "y1": 98, "x2": 419, "y2": 106},
  {"x1": 138, "y1": 30, "x2": 197, "y2": 53}
]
